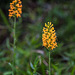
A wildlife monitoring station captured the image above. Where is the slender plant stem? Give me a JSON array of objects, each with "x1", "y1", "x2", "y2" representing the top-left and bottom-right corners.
[
  {"x1": 13, "y1": 17, "x2": 16, "y2": 75},
  {"x1": 49, "y1": 51, "x2": 50, "y2": 75}
]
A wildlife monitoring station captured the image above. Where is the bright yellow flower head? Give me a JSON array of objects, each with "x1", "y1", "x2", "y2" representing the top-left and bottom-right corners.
[
  {"x1": 42, "y1": 22, "x2": 57, "y2": 50},
  {"x1": 8, "y1": 0, "x2": 22, "y2": 18}
]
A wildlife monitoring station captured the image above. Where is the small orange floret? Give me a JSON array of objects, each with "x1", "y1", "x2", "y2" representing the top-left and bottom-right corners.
[
  {"x1": 19, "y1": 1, "x2": 22, "y2": 4},
  {"x1": 16, "y1": 13, "x2": 21, "y2": 18}
]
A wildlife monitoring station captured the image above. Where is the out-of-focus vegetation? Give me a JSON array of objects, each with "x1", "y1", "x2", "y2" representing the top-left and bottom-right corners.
[{"x1": 0, "y1": 0, "x2": 75, "y2": 75}]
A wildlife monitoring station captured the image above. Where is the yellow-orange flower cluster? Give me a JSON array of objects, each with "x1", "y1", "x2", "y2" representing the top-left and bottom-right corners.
[
  {"x1": 8, "y1": 0, "x2": 22, "y2": 18},
  {"x1": 42, "y1": 22, "x2": 57, "y2": 50}
]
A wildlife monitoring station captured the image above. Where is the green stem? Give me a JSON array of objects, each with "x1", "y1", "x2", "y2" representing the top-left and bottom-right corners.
[
  {"x1": 49, "y1": 51, "x2": 50, "y2": 75},
  {"x1": 13, "y1": 17, "x2": 16, "y2": 75},
  {"x1": 33, "y1": 67, "x2": 36, "y2": 75}
]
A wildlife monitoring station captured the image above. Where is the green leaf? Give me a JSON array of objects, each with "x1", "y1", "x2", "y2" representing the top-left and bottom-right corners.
[
  {"x1": 71, "y1": 66, "x2": 75, "y2": 75},
  {"x1": 30, "y1": 62, "x2": 35, "y2": 70},
  {"x1": 52, "y1": 64, "x2": 58, "y2": 70},
  {"x1": 0, "y1": 8, "x2": 11, "y2": 31},
  {"x1": 3, "y1": 71, "x2": 13, "y2": 75},
  {"x1": 8, "y1": 63, "x2": 16, "y2": 71},
  {"x1": 6, "y1": 38, "x2": 11, "y2": 49},
  {"x1": 34, "y1": 57, "x2": 39, "y2": 68}
]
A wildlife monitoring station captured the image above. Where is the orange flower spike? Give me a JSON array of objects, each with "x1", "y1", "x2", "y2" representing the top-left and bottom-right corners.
[
  {"x1": 42, "y1": 22, "x2": 57, "y2": 50},
  {"x1": 9, "y1": 0, "x2": 22, "y2": 18}
]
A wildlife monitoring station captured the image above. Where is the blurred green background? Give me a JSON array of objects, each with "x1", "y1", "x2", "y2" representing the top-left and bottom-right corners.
[{"x1": 0, "y1": 0, "x2": 75, "y2": 75}]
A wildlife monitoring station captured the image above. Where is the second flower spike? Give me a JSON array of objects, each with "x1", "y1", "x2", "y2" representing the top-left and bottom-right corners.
[{"x1": 8, "y1": 0, "x2": 22, "y2": 18}]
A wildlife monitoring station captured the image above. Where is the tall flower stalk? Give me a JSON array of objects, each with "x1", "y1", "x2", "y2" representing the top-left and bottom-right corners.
[
  {"x1": 42, "y1": 22, "x2": 57, "y2": 75},
  {"x1": 8, "y1": 0, "x2": 22, "y2": 74}
]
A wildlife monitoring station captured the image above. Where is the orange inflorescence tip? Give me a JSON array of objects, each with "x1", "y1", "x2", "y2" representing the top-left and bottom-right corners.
[
  {"x1": 42, "y1": 22, "x2": 57, "y2": 50},
  {"x1": 8, "y1": 0, "x2": 22, "y2": 18}
]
